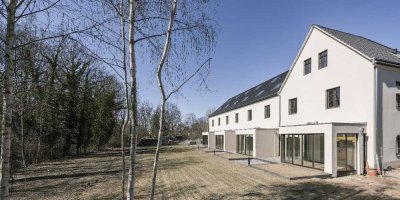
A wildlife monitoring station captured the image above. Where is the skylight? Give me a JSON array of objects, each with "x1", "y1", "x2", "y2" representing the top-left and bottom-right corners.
[
  {"x1": 256, "y1": 90, "x2": 264, "y2": 96},
  {"x1": 242, "y1": 96, "x2": 248, "y2": 102}
]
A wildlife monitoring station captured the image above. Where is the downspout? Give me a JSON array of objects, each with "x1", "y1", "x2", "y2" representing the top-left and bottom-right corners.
[{"x1": 372, "y1": 58, "x2": 379, "y2": 171}]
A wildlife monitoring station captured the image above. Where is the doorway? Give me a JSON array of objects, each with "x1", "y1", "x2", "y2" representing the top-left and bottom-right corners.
[{"x1": 337, "y1": 133, "x2": 357, "y2": 174}]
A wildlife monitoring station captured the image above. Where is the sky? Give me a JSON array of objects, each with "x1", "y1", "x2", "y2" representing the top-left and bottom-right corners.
[{"x1": 137, "y1": 0, "x2": 400, "y2": 118}]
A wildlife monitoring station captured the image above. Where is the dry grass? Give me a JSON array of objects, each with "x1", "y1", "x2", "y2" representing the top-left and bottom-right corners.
[{"x1": 10, "y1": 146, "x2": 400, "y2": 199}]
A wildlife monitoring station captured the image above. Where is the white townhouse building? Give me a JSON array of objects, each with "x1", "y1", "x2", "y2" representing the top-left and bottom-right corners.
[{"x1": 203, "y1": 24, "x2": 400, "y2": 177}]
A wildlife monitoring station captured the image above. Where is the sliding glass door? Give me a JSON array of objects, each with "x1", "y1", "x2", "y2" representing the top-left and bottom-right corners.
[
  {"x1": 216, "y1": 135, "x2": 224, "y2": 150},
  {"x1": 337, "y1": 134, "x2": 357, "y2": 172},
  {"x1": 281, "y1": 134, "x2": 324, "y2": 170},
  {"x1": 236, "y1": 134, "x2": 253, "y2": 156}
]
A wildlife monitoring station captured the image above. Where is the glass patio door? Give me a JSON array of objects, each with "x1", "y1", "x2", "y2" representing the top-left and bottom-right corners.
[{"x1": 337, "y1": 134, "x2": 357, "y2": 172}]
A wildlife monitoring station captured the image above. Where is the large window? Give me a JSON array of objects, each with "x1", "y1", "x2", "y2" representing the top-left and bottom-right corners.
[
  {"x1": 304, "y1": 58, "x2": 312, "y2": 75},
  {"x1": 236, "y1": 134, "x2": 253, "y2": 156},
  {"x1": 396, "y1": 94, "x2": 400, "y2": 109},
  {"x1": 216, "y1": 135, "x2": 224, "y2": 150},
  {"x1": 281, "y1": 134, "x2": 324, "y2": 170},
  {"x1": 289, "y1": 98, "x2": 297, "y2": 115},
  {"x1": 319, "y1": 50, "x2": 328, "y2": 69},
  {"x1": 226, "y1": 116, "x2": 229, "y2": 125},
  {"x1": 327, "y1": 87, "x2": 340, "y2": 109},
  {"x1": 396, "y1": 135, "x2": 400, "y2": 156},
  {"x1": 264, "y1": 105, "x2": 271, "y2": 118},
  {"x1": 235, "y1": 113, "x2": 239, "y2": 123},
  {"x1": 248, "y1": 109, "x2": 252, "y2": 121},
  {"x1": 202, "y1": 135, "x2": 208, "y2": 145}
]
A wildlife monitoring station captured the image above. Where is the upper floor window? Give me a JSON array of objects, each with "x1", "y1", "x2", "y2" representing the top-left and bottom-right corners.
[
  {"x1": 247, "y1": 110, "x2": 252, "y2": 121},
  {"x1": 319, "y1": 50, "x2": 328, "y2": 69},
  {"x1": 289, "y1": 98, "x2": 297, "y2": 115},
  {"x1": 226, "y1": 116, "x2": 229, "y2": 125},
  {"x1": 218, "y1": 118, "x2": 220, "y2": 126},
  {"x1": 396, "y1": 94, "x2": 400, "y2": 109},
  {"x1": 327, "y1": 87, "x2": 340, "y2": 109},
  {"x1": 212, "y1": 119, "x2": 214, "y2": 127},
  {"x1": 235, "y1": 113, "x2": 239, "y2": 123},
  {"x1": 264, "y1": 105, "x2": 271, "y2": 118},
  {"x1": 304, "y1": 58, "x2": 311, "y2": 75}
]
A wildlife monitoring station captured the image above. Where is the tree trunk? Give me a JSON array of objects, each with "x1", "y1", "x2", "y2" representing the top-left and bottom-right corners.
[
  {"x1": 1, "y1": 0, "x2": 17, "y2": 199},
  {"x1": 150, "y1": 1, "x2": 178, "y2": 199},
  {"x1": 119, "y1": 0, "x2": 130, "y2": 199},
  {"x1": 126, "y1": 0, "x2": 138, "y2": 199}
]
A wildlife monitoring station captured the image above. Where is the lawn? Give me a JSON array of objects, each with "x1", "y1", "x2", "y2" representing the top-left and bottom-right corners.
[{"x1": 11, "y1": 146, "x2": 400, "y2": 199}]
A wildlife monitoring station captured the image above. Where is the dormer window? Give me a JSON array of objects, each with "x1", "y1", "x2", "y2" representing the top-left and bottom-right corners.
[{"x1": 304, "y1": 58, "x2": 311, "y2": 75}]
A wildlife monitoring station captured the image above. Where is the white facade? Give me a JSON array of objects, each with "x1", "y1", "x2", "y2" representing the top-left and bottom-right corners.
[
  {"x1": 209, "y1": 96, "x2": 280, "y2": 132},
  {"x1": 204, "y1": 25, "x2": 400, "y2": 177}
]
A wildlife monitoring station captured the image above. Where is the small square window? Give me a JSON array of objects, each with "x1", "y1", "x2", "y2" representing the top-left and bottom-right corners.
[
  {"x1": 304, "y1": 58, "x2": 312, "y2": 75},
  {"x1": 235, "y1": 113, "x2": 239, "y2": 123},
  {"x1": 264, "y1": 105, "x2": 271, "y2": 118},
  {"x1": 319, "y1": 50, "x2": 328, "y2": 69},
  {"x1": 248, "y1": 110, "x2": 252, "y2": 121},
  {"x1": 289, "y1": 98, "x2": 297, "y2": 115},
  {"x1": 327, "y1": 87, "x2": 340, "y2": 109}
]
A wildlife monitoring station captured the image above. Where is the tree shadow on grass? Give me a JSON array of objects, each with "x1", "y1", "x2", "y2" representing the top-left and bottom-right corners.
[{"x1": 202, "y1": 181, "x2": 398, "y2": 200}]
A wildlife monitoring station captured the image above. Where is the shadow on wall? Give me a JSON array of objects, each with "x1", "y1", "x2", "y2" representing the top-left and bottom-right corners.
[{"x1": 202, "y1": 181, "x2": 398, "y2": 200}]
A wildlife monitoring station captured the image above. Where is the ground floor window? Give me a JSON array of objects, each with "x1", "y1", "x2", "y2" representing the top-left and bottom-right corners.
[
  {"x1": 236, "y1": 134, "x2": 253, "y2": 156},
  {"x1": 202, "y1": 135, "x2": 208, "y2": 145},
  {"x1": 281, "y1": 134, "x2": 324, "y2": 170},
  {"x1": 216, "y1": 135, "x2": 224, "y2": 150}
]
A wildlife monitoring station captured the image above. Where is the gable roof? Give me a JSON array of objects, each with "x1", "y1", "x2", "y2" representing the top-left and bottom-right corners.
[
  {"x1": 209, "y1": 71, "x2": 288, "y2": 117},
  {"x1": 314, "y1": 25, "x2": 400, "y2": 66}
]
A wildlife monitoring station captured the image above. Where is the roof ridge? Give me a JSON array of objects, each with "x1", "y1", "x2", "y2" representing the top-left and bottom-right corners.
[{"x1": 314, "y1": 24, "x2": 396, "y2": 52}]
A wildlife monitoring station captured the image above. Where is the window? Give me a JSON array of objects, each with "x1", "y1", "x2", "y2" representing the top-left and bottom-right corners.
[
  {"x1": 397, "y1": 94, "x2": 400, "y2": 109},
  {"x1": 212, "y1": 119, "x2": 214, "y2": 127},
  {"x1": 247, "y1": 110, "x2": 252, "y2": 121},
  {"x1": 397, "y1": 135, "x2": 400, "y2": 156},
  {"x1": 235, "y1": 113, "x2": 239, "y2": 123},
  {"x1": 319, "y1": 50, "x2": 328, "y2": 69},
  {"x1": 327, "y1": 87, "x2": 340, "y2": 109},
  {"x1": 218, "y1": 118, "x2": 220, "y2": 126},
  {"x1": 289, "y1": 98, "x2": 297, "y2": 115},
  {"x1": 396, "y1": 81, "x2": 400, "y2": 87},
  {"x1": 226, "y1": 116, "x2": 229, "y2": 125},
  {"x1": 304, "y1": 58, "x2": 311, "y2": 75},
  {"x1": 264, "y1": 105, "x2": 271, "y2": 118}
]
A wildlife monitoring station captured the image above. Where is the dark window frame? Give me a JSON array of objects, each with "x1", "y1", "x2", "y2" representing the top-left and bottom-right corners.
[
  {"x1": 319, "y1": 50, "x2": 328, "y2": 69},
  {"x1": 264, "y1": 105, "x2": 271, "y2": 118},
  {"x1": 226, "y1": 115, "x2": 229, "y2": 125},
  {"x1": 248, "y1": 109, "x2": 252, "y2": 121},
  {"x1": 304, "y1": 58, "x2": 312, "y2": 75},
  {"x1": 235, "y1": 113, "x2": 239, "y2": 123},
  {"x1": 218, "y1": 118, "x2": 220, "y2": 126},
  {"x1": 289, "y1": 98, "x2": 297, "y2": 115},
  {"x1": 326, "y1": 87, "x2": 340, "y2": 109},
  {"x1": 212, "y1": 119, "x2": 214, "y2": 127},
  {"x1": 396, "y1": 94, "x2": 400, "y2": 109},
  {"x1": 396, "y1": 135, "x2": 400, "y2": 156}
]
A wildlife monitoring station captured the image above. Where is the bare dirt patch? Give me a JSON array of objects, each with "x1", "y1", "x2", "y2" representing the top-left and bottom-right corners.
[{"x1": 10, "y1": 146, "x2": 400, "y2": 199}]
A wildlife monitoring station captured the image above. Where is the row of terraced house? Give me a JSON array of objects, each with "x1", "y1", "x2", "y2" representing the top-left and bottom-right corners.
[{"x1": 202, "y1": 25, "x2": 400, "y2": 177}]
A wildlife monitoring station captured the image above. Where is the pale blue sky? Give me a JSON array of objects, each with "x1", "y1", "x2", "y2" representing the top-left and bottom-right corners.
[{"x1": 137, "y1": 0, "x2": 400, "y2": 118}]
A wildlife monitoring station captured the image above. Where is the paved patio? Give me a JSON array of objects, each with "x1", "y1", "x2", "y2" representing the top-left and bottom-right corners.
[{"x1": 251, "y1": 163, "x2": 331, "y2": 180}]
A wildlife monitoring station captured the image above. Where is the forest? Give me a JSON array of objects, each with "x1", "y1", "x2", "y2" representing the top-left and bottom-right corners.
[{"x1": 0, "y1": 0, "x2": 216, "y2": 199}]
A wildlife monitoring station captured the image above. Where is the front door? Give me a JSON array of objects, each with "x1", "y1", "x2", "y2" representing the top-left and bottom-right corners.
[{"x1": 337, "y1": 134, "x2": 357, "y2": 173}]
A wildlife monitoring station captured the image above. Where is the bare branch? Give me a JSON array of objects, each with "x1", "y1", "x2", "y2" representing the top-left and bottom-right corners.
[{"x1": 15, "y1": 0, "x2": 61, "y2": 21}]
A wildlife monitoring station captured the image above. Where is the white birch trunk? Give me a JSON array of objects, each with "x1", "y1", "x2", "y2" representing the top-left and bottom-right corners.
[
  {"x1": 127, "y1": 0, "x2": 138, "y2": 199},
  {"x1": 150, "y1": 1, "x2": 178, "y2": 199},
  {"x1": 120, "y1": 1, "x2": 130, "y2": 199},
  {"x1": 1, "y1": 0, "x2": 17, "y2": 199}
]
